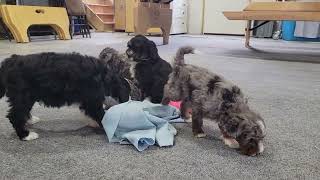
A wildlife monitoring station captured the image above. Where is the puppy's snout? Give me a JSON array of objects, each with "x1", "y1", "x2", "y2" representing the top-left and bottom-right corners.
[
  {"x1": 126, "y1": 49, "x2": 134, "y2": 57},
  {"x1": 161, "y1": 97, "x2": 170, "y2": 105},
  {"x1": 241, "y1": 142, "x2": 264, "y2": 156}
]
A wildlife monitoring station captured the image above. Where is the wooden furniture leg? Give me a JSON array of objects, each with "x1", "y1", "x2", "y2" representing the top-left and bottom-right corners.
[
  {"x1": 0, "y1": 18, "x2": 12, "y2": 41},
  {"x1": 245, "y1": 20, "x2": 251, "y2": 48},
  {"x1": 245, "y1": 0, "x2": 252, "y2": 48},
  {"x1": 161, "y1": 27, "x2": 170, "y2": 45}
]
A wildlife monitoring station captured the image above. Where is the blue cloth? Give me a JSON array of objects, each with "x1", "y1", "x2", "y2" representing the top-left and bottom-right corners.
[{"x1": 102, "y1": 100, "x2": 184, "y2": 151}]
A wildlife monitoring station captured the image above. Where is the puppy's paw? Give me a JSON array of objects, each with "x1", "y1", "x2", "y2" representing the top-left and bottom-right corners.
[
  {"x1": 194, "y1": 133, "x2": 207, "y2": 138},
  {"x1": 223, "y1": 138, "x2": 239, "y2": 149},
  {"x1": 27, "y1": 116, "x2": 41, "y2": 125},
  {"x1": 144, "y1": 97, "x2": 152, "y2": 102},
  {"x1": 182, "y1": 112, "x2": 192, "y2": 122},
  {"x1": 258, "y1": 141, "x2": 264, "y2": 154},
  {"x1": 219, "y1": 135, "x2": 224, "y2": 140},
  {"x1": 184, "y1": 117, "x2": 192, "y2": 123},
  {"x1": 87, "y1": 120, "x2": 100, "y2": 128},
  {"x1": 22, "y1": 132, "x2": 39, "y2": 141}
]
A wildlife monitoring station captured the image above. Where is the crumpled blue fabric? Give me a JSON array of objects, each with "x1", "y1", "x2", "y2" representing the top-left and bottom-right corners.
[{"x1": 102, "y1": 100, "x2": 184, "y2": 151}]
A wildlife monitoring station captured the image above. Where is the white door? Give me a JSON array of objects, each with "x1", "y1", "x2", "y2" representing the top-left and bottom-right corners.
[{"x1": 203, "y1": 0, "x2": 248, "y2": 35}]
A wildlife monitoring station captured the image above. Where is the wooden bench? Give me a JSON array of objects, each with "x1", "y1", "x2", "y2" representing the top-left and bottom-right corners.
[
  {"x1": 223, "y1": 2, "x2": 320, "y2": 47},
  {"x1": 0, "y1": 5, "x2": 70, "y2": 43},
  {"x1": 134, "y1": 2, "x2": 172, "y2": 45}
]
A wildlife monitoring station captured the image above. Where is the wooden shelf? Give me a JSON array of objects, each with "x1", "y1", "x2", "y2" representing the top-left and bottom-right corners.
[
  {"x1": 96, "y1": 12, "x2": 114, "y2": 15},
  {"x1": 103, "y1": 21, "x2": 115, "y2": 24},
  {"x1": 223, "y1": 11, "x2": 320, "y2": 21},
  {"x1": 86, "y1": 4, "x2": 112, "y2": 7}
]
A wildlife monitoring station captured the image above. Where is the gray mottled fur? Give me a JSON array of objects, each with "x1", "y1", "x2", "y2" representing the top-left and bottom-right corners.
[
  {"x1": 99, "y1": 47, "x2": 141, "y2": 103},
  {"x1": 163, "y1": 46, "x2": 266, "y2": 156}
]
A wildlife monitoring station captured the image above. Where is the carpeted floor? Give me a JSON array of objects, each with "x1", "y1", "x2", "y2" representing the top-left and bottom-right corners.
[{"x1": 0, "y1": 33, "x2": 319, "y2": 180}]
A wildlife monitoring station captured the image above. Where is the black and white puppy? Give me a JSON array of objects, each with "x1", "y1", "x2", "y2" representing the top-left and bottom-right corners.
[
  {"x1": 126, "y1": 35, "x2": 172, "y2": 103},
  {"x1": 0, "y1": 52, "x2": 130, "y2": 140}
]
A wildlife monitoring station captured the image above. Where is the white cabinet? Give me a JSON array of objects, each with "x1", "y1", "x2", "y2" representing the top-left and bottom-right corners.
[
  {"x1": 170, "y1": 0, "x2": 188, "y2": 34},
  {"x1": 187, "y1": 0, "x2": 204, "y2": 34},
  {"x1": 203, "y1": 0, "x2": 248, "y2": 35}
]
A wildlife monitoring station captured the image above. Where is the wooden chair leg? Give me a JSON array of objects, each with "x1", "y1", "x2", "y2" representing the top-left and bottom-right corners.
[
  {"x1": 245, "y1": 20, "x2": 252, "y2": 48},
  {"x1": 68, "y1": 16, "x2": 73, "y2": 39},
  {"x1": 84, "y1": 16, "x2": 91, "y2": 38},
  {"x1": 79, "y1": 17, "x2": 85, "y2": 38},
  {"x1": 87, "y1": 26, "x2": 91, "y2": 38},
  {"x1": 81, "y1": 16, "x2": 87, "y2": 38},
  {"x1": 161, "y1": 27, "x2": 170, "y2": 45}
]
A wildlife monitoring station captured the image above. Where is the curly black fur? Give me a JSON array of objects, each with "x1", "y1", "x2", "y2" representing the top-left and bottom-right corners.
[
  {"x1": 126, "y1": 35, "x2": 172, "y2": 103},
  {"x1": 0, "y1": 72, "x2": 5, "y2": 99},
  {"x1": 0, "y1": 52, "x2": 130, "y2": 140}
]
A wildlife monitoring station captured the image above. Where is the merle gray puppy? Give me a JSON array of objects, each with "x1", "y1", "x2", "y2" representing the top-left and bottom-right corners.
[
  {"x1": 99, "y1": 47, "x2": 141, "y2": 103},
  {"x1": 162, "y1": 47, "x2": 266, "y2": 156}
]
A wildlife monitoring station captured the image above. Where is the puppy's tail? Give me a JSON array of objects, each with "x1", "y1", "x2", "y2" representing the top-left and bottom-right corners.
[{"x1": 173, "y1": 46, "x2": 195, "y2": 66}]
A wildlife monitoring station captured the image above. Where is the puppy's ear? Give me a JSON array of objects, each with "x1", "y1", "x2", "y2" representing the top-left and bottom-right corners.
[
  {"x1": 218, "y1": 116, "x2": 239, "y2": 136},
  {"x1": 127, "y1": 40, "x2": 132, "y2": 48},
  {"x1": 147, "y1": 40, "x2": 160, "y2": 60}
]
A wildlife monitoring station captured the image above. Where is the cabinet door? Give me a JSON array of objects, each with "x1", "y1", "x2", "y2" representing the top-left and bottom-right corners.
[
  {"x1": 172, "y1": 6, "x2": 187, "y2": 18},
  {"x1": 171, "y1": 17, "x2": 187, "y2": 34},
  {"x1": 171, "y1": 0, "x2": 188, "y2": 9},
  {"x1": 115, "y1": 0, "x2": 126, "y2": 30},
  {"x1": 203, "y1": 0, "x2": 248, "y2": 35},
  {"x1": 170, "y1": 0, "x2": 188, "y2": 34}
]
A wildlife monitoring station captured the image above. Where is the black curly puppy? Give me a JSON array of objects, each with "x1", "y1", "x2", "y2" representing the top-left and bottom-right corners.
[
  {"x1": 0, "y1": 52, "x2": 130, "y2": 141},
  {"x1": 126, "y1": 35, "x2": 172, "y2": 103}
]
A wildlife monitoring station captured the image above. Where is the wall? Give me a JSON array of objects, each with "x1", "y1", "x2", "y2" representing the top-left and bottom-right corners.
[
  {"x1": 187, "y1": 0, "x2": 204, "y2": 34},
  {"x1": 187, "y1": 0, "x2": 283, "y2": 35},
  {"x1": 203, "y1": 0, "x2": 248, "y2": 35},
  {"x1": 187, "y1": 0, "x2": 248, "y2": 35}
]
